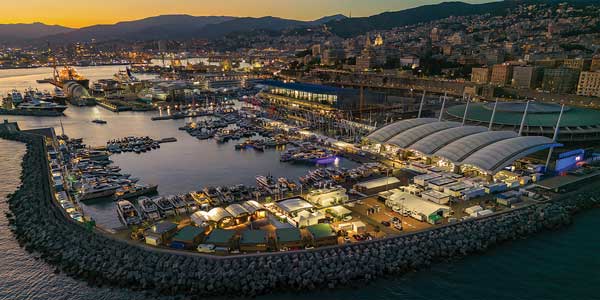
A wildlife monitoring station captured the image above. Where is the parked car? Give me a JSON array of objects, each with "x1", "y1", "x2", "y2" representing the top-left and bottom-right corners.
[
  {"x1": 380, "y1": 220, "x2": 391, "y2": 227},
  {"x1": 352, "y1": 234, "x2": 364, "y2": 241},
  {"x1": 197, "y1": 244, "x2": 216, "y2": 253}
]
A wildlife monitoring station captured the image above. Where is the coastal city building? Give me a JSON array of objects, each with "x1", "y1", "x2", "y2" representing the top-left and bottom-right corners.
[{"x1": 577, "y1": 71, "x2": 600, "y2": 97}]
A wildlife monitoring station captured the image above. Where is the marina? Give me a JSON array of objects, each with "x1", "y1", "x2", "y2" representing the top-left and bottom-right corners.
[{"x1": 0, "y1": 1, "x2": 599, "y2": 299}]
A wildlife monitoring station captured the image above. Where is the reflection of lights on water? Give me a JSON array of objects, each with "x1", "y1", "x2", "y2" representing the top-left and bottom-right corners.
[
  {"x1": 92, "y1": 106, "x2": 101, "y2": 118},
  {"x1": 334, "y1": 157, "x2": 340, "y2": 167}
]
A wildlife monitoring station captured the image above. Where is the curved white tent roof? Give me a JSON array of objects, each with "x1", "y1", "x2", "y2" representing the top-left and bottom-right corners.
[
  {"x1": 367, "y1": 118, "x2": 437, "y2": 143},
  {"x1": 434, "y1": 131, "x2": 519, "y2": 163},
  {"x1": 388, "y1": 121, "x2": 461, "y2": 149},
  {"x1": 225, "y1": 204, "x2": 250, "y2": 217},
  {"x1": 372, "y1": 118, "x2": 564, "y2": 175},
  {"x1": 409, "y1": 126, "x2": 488, "y2": 155},
  {"x1": 461, "y1": 136, "x2": 560, "y2": 173}
]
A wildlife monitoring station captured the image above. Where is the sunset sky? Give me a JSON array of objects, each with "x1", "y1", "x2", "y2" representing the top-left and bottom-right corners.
[{"x1": 1, "y1": 0, "x2": 488, "y2": 28}]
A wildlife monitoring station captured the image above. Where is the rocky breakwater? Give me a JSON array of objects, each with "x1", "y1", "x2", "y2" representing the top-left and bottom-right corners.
[{"x1": 2, "y1": 130, "x2": 599, "y2": 298}]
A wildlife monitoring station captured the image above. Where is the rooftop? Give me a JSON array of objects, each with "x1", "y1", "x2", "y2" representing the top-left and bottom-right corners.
[
  {"x1": 205, "y1": 229, "x2": 235, "y2": 245},
  {"x1": 259, "y1": 79, "x2": 347, "y2": 95},
  {"x1": 172, "y1": 226, "x2": 204, "y2": 242},
  {"x1": 275, "y1": 228, "x2": 302, "y2": 243},
  {"x1": 240, "y1": 229, "x2": 268, "y2": 245},
  {"x1": 150, "y1": 221, "x2": 177, "y2": 234},
  {"x1": 446, "y1": 102, "x2": 600, "y2": 127},
  {"x1": 306, "y1": 224, "x2": 336, "y2": 239},
  {"x1": 277, "y1": 197, "x2": 314, "y2": 214}
]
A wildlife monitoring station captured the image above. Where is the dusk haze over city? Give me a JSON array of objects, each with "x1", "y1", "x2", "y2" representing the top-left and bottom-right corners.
[{"x1": 0, "y1": 1, "x2": 599, "y2": 299}]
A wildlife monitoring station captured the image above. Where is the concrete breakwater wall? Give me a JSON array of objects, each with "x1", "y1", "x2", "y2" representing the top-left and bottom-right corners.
[
  {"x1": 0, "y1": 108, "x2": 64, "y2": 117},
  {"x1": 2, "y1": 131, "x2": 599, "y2": 298}
]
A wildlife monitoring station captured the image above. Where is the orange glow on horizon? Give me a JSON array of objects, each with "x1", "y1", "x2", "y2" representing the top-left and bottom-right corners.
[{"x1": 0, "y1": 0, "x2": 483, "y2": 28}]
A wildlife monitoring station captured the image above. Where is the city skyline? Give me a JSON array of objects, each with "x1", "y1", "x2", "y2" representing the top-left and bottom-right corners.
[{"x1": 2, "y1": 0, "x2": 489, "y2": 28}]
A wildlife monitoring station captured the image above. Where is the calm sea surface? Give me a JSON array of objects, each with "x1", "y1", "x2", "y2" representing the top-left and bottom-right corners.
[{"x1": 0, "y1": 67, "x2": 598, "y2": 299}]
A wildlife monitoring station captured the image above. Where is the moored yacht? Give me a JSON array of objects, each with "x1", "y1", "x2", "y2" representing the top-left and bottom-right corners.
[
  {"x1": 256, "y1": 174, "x2": 280, "y2": 195},
  {"x1": 116, "y1": 200, "x2": 142, "y2": 226},
  {"x1": 78, "y1": 183, "x2": 120, "y2": 202},
  {"x1": 166, "y1": 195, "x2": 187, "y2": 215},
  {"x1": 138, "y1": 196, "x2": 161, "y2": 221},
  {"x1": 151, "y1": 196, "x2": 175, "y2": 217},
  {"x1": 10, "y1": 90, "x2": 23, "y2": 105}
]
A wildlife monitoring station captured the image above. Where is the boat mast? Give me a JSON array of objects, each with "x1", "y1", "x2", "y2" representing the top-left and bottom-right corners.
[
  {"x1": 545, "y1": 104, "x2": 565, "y2": 171},
  {"x1": 417, "y1": 90, "x2": 426, "y2": 118},
  {"x1": 518, "y1": 100, "x2": 530, "y2": 136}
]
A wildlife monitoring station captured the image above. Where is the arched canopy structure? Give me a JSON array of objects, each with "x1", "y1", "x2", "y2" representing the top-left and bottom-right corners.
[
  {"x1": 387, "y1": 121, "x2": 461, "y2": 149},
  {"x1": 225, "y1": 204, "x2": 250, "y2": 218},
  {"x1": 368, "y1": 118, "x2": 564, "y2": 175},
  {"x1": 434, "y1": 131, "x2": 519, "y2": 163},
  {"x1": 409, "y1": 126, "x2": 488, "y2": 155},
  {"x1": 191, "y1": 208, "x2": 234, "y2": 228},
  {"x1": 461, "y1": 136, "x2": 561, "y2": 174},
  {"x1": 366, "y1": 118, "x2": 437, "y2": 143}
]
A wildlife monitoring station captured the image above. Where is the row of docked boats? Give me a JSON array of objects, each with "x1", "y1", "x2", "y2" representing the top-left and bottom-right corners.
[
  {"x1": 117, "y1": 194, "x2": 199, "y2": 226},
  {"x1": 3, "y1": 88, "x2": 68, "y2": 112},
  {"x1": 280, "y1": 143, "x2": 339, "y2": 165},
  {"x1": 106, "y1": 136, "x2": 161, "y2": 154},
  {"x1": 256, "y1": 174, "x2": 300, "y2": 195},
  {"x1": 65, "y1": 138, "x2": 159, "y2": 203},
  {"x1": 298, "y1": 163, "x2": 389, "y2": 188}
]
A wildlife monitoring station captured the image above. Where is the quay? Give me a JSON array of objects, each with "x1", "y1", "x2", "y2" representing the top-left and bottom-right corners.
[
  {"x1": 95, "y1": 99, "x2": 131, "y2": 112},
  {"x1": 0, "y1": 108, "x2": 64, "y2": 117}
]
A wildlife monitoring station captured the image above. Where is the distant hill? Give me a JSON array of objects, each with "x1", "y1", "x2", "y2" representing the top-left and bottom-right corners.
[
  {"x1": 196, "y1": 15, "x2": 344, "y2": 39},
  {"x1": 327, "y1": 0, "x2": 599, "y2": 38},
  {"x1": 308, "y1": 14, "x2": 347, "y2": 26},
  {"x1": 43, "y1": 15, "x2": 235, "y2": 43},
  {"x1": 0, "y1": 23, "x2": 73, "y2": 43},
  {"x1": 36, "y1": 14, "x2": 346, "y2": 43}
]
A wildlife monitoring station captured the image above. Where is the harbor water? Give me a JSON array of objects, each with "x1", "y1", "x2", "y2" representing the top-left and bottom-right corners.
[
  {"x1": 3, "y1": 105, "x2": 359, "y2": 229},
  {"x1": 0, "y1": 67, "x2": 598, "y2": 299}
]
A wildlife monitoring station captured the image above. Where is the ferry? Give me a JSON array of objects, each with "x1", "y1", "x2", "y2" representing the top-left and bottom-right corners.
[
  {"x1": 138, "y1": 196, "x2": 162, "y2": 221},
  {"x1": 17, "y1": 100, "x2": 68, "y2": 113},
  {"x1": 78, "y1": 183, "x2": 120, "y2": 202},
  {"x1": 116, "y1": 200, "x2": 143, "y2": 226},
  {"x1": 151, "y1": 196, "x2": 175, "y2": 217},
  {"x1": 166, "y1": 195, "x2": 188, "y2": 215}
]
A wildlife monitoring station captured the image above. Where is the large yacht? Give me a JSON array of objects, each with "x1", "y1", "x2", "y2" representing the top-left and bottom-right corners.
[
  {"x1": 17, "y1": 100, "x2": 68, "y2": 113},
  {"x1": 78, "y1": 183, "x2": 120, "y2": 202},
  {"x1": 116, "y1": 200, "x2": 142, "y2": 226}
]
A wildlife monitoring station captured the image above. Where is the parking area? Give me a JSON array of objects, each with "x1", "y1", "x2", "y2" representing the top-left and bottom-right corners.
[{"x1": 346, "y1": 197, "x2": 432, "y2": 235}]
